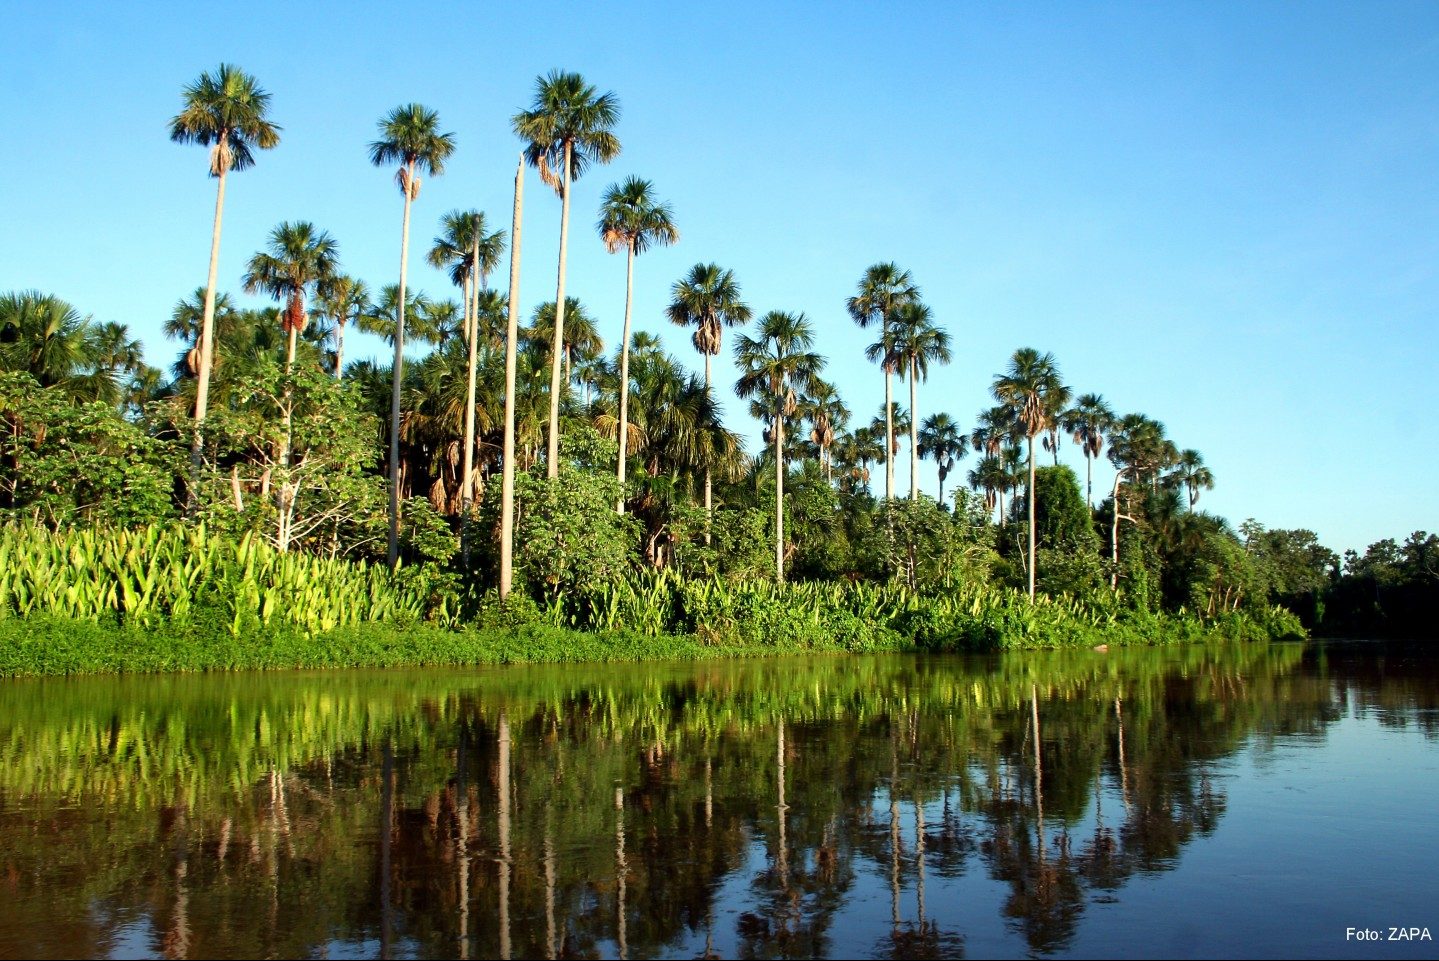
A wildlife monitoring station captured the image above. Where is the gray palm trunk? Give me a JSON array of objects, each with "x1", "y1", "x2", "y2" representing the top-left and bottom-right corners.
[
  {"x1": 883, "y1": 371, "x2": 894, "y2": 501},
  {"x1": 1027, "y1": 434, "x2": 1037, "y2": 600},
  {"x1": 909, "y1": 358, "x2": 919, "y2": 500},
  {"x1": 703, "y1": 350, "x2": 713, "y2": 545},
  {"x1": 775, "y1": 408, "x2": 785, "y2": 583},
  {"x1": 278, "y1": 324, "x2": 299, "y2": 551},
  {"x1": 545, "y1": 141, "x2": 574, "y2": 479},
  {"x1": 333, "y1": 319, "x2": 345, "y2": 378},
  {"x1": 615, "y1": 242, "x2": 636, "y2": 512},
  {"x1": 190, "y1": 160, "x2": 229, "y2": 498},
  {"x1": 387, "y1": 160, "x2": 416, "y2": 567},
  {"x1": 461, "y1": 260, "x2": 480, "y2": 515},
  {"x1": 500, "y1": 157, "x2": 525, "y2": 599}
]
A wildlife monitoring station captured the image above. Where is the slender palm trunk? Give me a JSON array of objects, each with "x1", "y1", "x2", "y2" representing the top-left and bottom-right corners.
[
  {"x1": 908, "y1": 357, "x2": 919, "y2": 500},
  {"x1": 190, "y1": 163, "x2": 229, "y2": 500},
  {"x1": 333, "y1": 319, "x2": 345, "y2": 379},
  {"x1": 616, "y1": 244, "x2": 636, "y2": 512},
  {"x1": 883, "y1": 371, "x2": 894, "y2": 501},
  {"x1": 1110, "y1": 471, "x2": 1124, "y2": 590},
  {"x1": 461, "y1": 266, "x2": 478, "y2": 514},
  {"x1": 703, "y1": 351, "x2": 713, "y2": 545},
  {"x1": 277, "y1": 323, "x2": 299, "y2": 552},
  {"x1": 1085, "y1": 452, "x2": 1093, "y2": 509},
  {"x1": 1027, "y1": 434, "x2": 1037, "y2": 600},
  {"x1": 387, "y1": 162, "x2": 415, "y2": 567},
  {"x1": 775, "y1": 410, "x2": 785, "y2": 583},
  {"x1": 500, "y1": 158, "x2": 524, "y2": 599},
  {"x1": 545, "y1": 142, "x2": 573, "y2": 479},
  {"x1": 938, "y1": 470, "x2": 945, "y2": 505}
]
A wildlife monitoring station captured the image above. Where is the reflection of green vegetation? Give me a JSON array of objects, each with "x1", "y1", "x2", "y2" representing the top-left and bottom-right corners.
[{"x1": 0, "y1": 645, "x2": 1341, "y2": 958}]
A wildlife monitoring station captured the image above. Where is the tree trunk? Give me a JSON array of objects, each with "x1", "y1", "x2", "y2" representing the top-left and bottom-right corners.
[
  {"x1": 500, "y1": 157, "x2": 524, "y2": 599},
  {"x1": 1085, "y1": 453, "x2": 1093, "y2": 509},
  {"x1": 497, "y1": 712, "x2": 512, "y2": 961},
  {"x1": 703, "y1": 351, "x2": 712, "y2": 545},
  {"x1": 1027, "y1": 434, "x2": 1037, "y2": 601},
  {"x1": 545, "y1": 141, "x2": 573, "y2": 479},
  {"x1": 883, "y1": 371, "x2": 894, "y2": 501},
  {"x1": 461, "y1": 266, "x2": 478, "y2": 513},
  {"x1": 775, "y1": 410, "x2": 785, "y2": 584},
  {"x1": 278, "y1": 322, "x2": 299, "y2": 552},
  {"x1": 190, "y1": 164, "x2": 229, "y2": 504},
  {"x1": 387, "y1": 161, "x2": 415, "y2": 568},
  {"x1": 616, "y1": 243, "x2": 635, "y2": 512},
  {"x1": 333, "y1": 319, "x2": 345, "y2": 379},
  {"x1": 908, "y1": 357, "x2": 919, "y2": 500},
  {"x1": 1111, "y1": 471, "x2": 1123, "y2": 590}
]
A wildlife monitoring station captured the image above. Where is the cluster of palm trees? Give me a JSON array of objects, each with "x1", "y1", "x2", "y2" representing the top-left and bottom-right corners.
[{"x1": 151, "y1": 62, "x2": 1220, "y2": 597}]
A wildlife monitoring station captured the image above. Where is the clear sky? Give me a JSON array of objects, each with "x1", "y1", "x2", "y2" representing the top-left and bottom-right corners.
[{"x1": 3, "y1": 2, "x2": 1436, "y2": 554}]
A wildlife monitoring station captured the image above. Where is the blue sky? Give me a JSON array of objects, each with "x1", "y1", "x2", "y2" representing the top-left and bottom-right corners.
[{"x1": 3, "y1": 2, "x2": 1436, "y2": 553}]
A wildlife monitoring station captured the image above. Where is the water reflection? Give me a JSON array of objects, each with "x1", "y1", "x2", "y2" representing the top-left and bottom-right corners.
[{"x1": 0, "y1": 642, "x2": 1434, "y2": 959}]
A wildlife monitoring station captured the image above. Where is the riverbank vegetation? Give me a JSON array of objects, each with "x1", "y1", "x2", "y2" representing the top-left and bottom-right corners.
[{"x1": 2, "y1": 63, "x2": 1416, "y2": 674}]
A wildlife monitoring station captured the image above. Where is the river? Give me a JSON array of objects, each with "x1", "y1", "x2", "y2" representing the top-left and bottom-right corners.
[{"x1": 0, "y1": 641, "x2": 1434, "y2": 959}]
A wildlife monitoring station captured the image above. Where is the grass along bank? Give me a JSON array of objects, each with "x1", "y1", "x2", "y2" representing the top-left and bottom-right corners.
[{"x1": 0, "y1": 522, "x2": 1304, "y2": 677}]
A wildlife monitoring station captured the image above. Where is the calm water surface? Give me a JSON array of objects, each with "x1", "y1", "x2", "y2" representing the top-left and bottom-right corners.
[{"x1": 0, "y1": 641, "x2": 1435, "y2": 959}]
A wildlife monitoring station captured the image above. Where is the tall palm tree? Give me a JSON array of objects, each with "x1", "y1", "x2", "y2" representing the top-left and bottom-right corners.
[
  {"x1": 512, "y1": 70, "x2": 621, "y2": 479},
  {"x1": 992, "y1": 348, "x2": 1069, "y2": 600},
  {"x1": 429, "y1": 210, "x2": 506, "y2": 514},
  {"x1": 1167, "y1": 448, "x2": 1215, "y2": 508},
  {"x1": 598, "y1": 176, "x2": 678, "y2": 508},
  {"x1": 242, "y1": 221, "x2": 339, "y2": 552},
  {"x1": 735, "y1": 311, "x2": 824, "y2": 583},
  {"x1": 846, "y1": 263, "x2": 918, "y2": 501},
  {"x1": 918, "y1": 413, "x2": 965, "y2": 505},
  {"x1": 890, "y1": 303, "x2": 951, "y2": 499},
  {"x1": 370, "y1": 104, "x2": 456, "y2": 565},
  {"x1": 967, "y1": 454, "x2": 1008, "y2": 522},
  {"x1": 1064, "y1": 393, "x2": 1115, "y2": 508},
  {"x1": 241, "y1": 221, "x2": 340, "y2": 375},
  {"x1": 667, "y1": 263, "x2": 750, "y2": 532},
  {"x1": 170, "y1": 64, "x2": 280, "y2": 484}
]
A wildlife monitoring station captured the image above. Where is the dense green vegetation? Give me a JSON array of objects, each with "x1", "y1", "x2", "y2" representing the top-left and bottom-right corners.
[{"x1": 2, "y1": 62, "x2": 1421, "y2": 674}]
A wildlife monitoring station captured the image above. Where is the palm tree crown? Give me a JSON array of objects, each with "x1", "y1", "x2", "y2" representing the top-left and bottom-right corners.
[
  {"x1": 597, "y1": 177, "x2": 679, "y2": 255},
  {"x1": 846, "y1": 263, "x2": 919, "y2": 329},
  {"x1": 511, "y1": 71, "x2": 621, "y2": 194},
  {"x1": 369, "y1": 104, "x2": 456, "y2": 198},
  {"x1": 241, "y1": 222, "x2": 340, "y2": 335},
  {"x1": 667, "y1": 263, "x2": 751, "y2": 358},
  {"x1": 428, "y1": 210, "x2": 507, "y2": 289},
  {"x1": 169, "y1": 64, "x2": 280, "y2": 176},
  {"x1": 918, "y1": 412, "x2": 967, "y2": 503}
]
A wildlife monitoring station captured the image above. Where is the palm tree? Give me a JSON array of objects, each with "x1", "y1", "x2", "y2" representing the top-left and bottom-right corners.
[
  {"x1": 801, "y1": 380, "x2": 849, "y2": 483},
  {"x1": 527, "y1": 298, "x2": 603, "y2": 387},
  {"x1": 370, "y1": 104, "x2": 456, "y2": 566},
  {"x1": 667, "y1": 263, "x2": 751, "y2": 533},
  {"x1": 846, "y1": 263, "x2": 918, "y2": 501},
  {"x1": 597, "y1": 176, "x2": 678, "y2": 508},
  {"x1": 1167, "y1": 449, "x2": 1215, "y2": 508},
  {"x1": 512, "y1": 70, "x2": 621, "y2": 479},
  {"x1": 313, "y1": 276, "x2": 369, "y2": 379},
  {"x1": 166, "y1": 287, "x2": 238, "y2": 381},
  {"x1": 170, "y1": 64, "x2": 280, "y2": 483},
  {"x1": 967, "y1": 454, "x2": 1008, "y2": 522},
  {"x1": 992, "y1": 348, "x2": 1070, "y2": 600},
  {"x1": 918, "y1": 413, "x2": 966, "y2": 505},
  {"x1": 429, "y1": 210, "x2": 506, "y2": 514},
  {"x1": 241, "y1": 221, "x2": 340, "y2": 375},
  {"x1": 0, "y1": 292, "x2": 110, "y2": 402},
  {"x1": 242, "y1": 221, "x2": 340, "y2": 552},
  {"x1": 735, "y1": 311, "x2": 824, "y2": 583},
  {"x1": 1064, "y1": 393, "x2": 1115, "y2": 508},
  {"x1": 890, "y1": 303, "x2": 951, "y2": 499}
]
